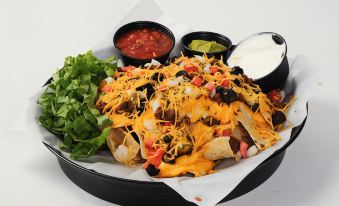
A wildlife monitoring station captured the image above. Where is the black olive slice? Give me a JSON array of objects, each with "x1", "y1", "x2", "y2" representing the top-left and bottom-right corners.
[
  {"x1": 272, "y1": 35, "x2": 284, "y2": 45},
  {"x1": 145, "y1": 164, "x2": 160, "y2": 176},
  {"x1": 163, "y1": 135, "x2": 173, "y2": 143},
  {"x1": 230, "y1": 66, "x2": 244, "y2": 75},
  {"x1": 215, "y1": 86, "x2": 225, "y2": 94},
  {"x1": 151, "y1": 73, "x2": 164, "y2": 82},
  {"x1": 162, "y1": 154, "x2": 175, "y2": 164},
  {"x1": 272, "y1": 111, "x2": 286, "y2": 126},
  {"x1": 221, "y1": 89, "x2": 238, "y2": 104},
  {"x1": 136, "y1": 83, "x2": 155, "y2": 99},
  {"x1": 233, "y1": 79, "x2": 241, "y2": 87},
  {"x1": 175, "y1": 70, "x2": 190, "y2": 79}
]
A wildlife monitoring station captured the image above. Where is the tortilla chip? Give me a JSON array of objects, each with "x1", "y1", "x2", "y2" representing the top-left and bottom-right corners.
[
  {"x1": 258, "y1": 93, "x2": 273, "y2": 128},
  {"x1": 107, "y1": 128, "x2": 140, "y2": 164},
  {"x1": 238, "y1": 104, "x2": 278, "y2": 150},
  {"x1": 202, "y1": 137, "x2": 234, "y2": 160}
]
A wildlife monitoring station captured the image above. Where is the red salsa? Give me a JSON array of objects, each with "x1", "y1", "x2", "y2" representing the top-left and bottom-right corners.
[{"x1": 116, "y1": 28, "x2": 174, "y2": 59}]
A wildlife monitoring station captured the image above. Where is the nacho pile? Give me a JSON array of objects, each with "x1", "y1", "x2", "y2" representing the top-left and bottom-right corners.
[{"x1": 96, "y1": 55, "x2": 293, "y2": 178}]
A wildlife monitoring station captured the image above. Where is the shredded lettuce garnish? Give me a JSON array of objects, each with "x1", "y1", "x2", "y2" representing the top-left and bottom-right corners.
[{"x1": 38, "y1": 51, "x2": 116, "y2": 159}]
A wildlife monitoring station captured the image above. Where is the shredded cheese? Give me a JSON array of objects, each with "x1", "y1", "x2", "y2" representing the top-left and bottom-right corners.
[{"x1": 95, "y1": 54, "x2": 294, "y2": 177}]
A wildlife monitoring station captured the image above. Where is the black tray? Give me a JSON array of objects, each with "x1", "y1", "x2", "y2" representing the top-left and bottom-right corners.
[
  {"x1": 42, "y1": 45, "x2": 307, "y2": 205},
  {"x1": 44, "y1": 115, "x2": 307, "y2": 206}
]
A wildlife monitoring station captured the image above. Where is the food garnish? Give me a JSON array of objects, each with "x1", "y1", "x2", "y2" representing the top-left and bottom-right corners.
[
  {"x1": 188, "y1": 40, "x2": 226, "y2": 53},
  {"x1": 95, "y1": 55, "x2": 293, "y2": 177},
  {"x1": 38, "y1": 51, "x2": 116, "y2": 159}
]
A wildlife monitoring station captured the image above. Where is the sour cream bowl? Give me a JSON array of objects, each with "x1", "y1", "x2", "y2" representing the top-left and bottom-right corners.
[{"x1": 227, "y1": 32, "x2": 289, "y2": 93}]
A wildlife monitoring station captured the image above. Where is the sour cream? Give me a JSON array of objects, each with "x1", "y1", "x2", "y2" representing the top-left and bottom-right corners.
[{"x1": 227, "y1": 33, "x2": 286, "y2": 79}]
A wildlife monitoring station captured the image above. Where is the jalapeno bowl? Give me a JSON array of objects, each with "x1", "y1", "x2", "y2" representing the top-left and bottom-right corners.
[{"x1": 180, "y1": 31, "x2": 233, "y2": 60}]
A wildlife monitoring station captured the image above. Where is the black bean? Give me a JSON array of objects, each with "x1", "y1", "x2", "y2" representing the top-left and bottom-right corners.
[
  {"x1": 127, "y1": 100, "x2": 135, "y2": 112},
  {"x1": 230, "y1": 66, "x2": 244, "y2": 75},
  {"x1": 221, "y1": 89, "x2": 238, "y2": 104},
  {"x1": 175, "y1": 70, "x2": 190, "y2": 79},
  {"x1": 115, "y1": 101, "x2": 128, "y2": 113},
  {"x1": 163, "y1": 135, "x2": 173, "y2": 143},
  {"x1": 164, "y1": 109, "x2": 176, "y2": 124},
  {"x1": 151, "y1": 73, "x2": 164, "y2": 82},
  {"x1": 154, "y1": 107, "x2": 163, "y2": 119},
  {"x1": 145, "y1": 164, "x2": 160, "y2": 176},
  {"x1": 272, "y1": 35, "x2": 284, "y2": 45},
  {"x1": 272, "y1": 111, "x2": 286, "y2": 126}
]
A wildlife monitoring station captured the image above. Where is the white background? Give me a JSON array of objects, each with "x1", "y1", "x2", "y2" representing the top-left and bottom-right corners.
[{"x1": 1, "y1": 0, "x2": 338, "y2": 205}]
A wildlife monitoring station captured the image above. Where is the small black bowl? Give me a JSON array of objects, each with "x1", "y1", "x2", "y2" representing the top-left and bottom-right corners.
[
  {"x1": 226, "y1": 32, "x2": 288, "y2": 93},
  {"x1": 180, "y1": 31, "x2": 232, "y2": 60},
  {"x1": 113, "y1": 21, "x2": 175, "y2": 67}
]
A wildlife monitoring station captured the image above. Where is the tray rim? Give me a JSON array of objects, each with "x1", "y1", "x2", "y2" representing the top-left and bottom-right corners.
[{"x1": 43, "y1": 107, "x2": 308, "y2": 185}]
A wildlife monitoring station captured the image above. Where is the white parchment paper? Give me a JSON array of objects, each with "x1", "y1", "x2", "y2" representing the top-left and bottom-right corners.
[{"x1": 10, "y1": 0, "x2": 314, "y2": 205}]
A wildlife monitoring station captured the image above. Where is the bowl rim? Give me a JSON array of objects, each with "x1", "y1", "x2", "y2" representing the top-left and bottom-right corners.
[
  {"x1": 180, "y1": 31, "x2": 233, "y2": 55},
  {"x1": 226, "y1": 32, "x2": 288, "y2": 81},
  {"x1": 113, "y1": 21, "x2": 175, "y2": 61}
]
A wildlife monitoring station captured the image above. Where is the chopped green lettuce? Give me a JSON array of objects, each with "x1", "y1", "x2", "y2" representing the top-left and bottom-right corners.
[
  {"x1": 71, "y1": 128, "x2": 111, "y2": 159},
  {"x1": 38, "y1": 51, "x2": 116, "y2": 159}
]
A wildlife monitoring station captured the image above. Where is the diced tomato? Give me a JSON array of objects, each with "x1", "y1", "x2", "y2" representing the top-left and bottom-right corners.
[
  {"x1": 205, "y1": 82, "x2": 215, "y2": 91},
  {"x1": 164, "y1": 122, "x2": 171, "y2": 126},
  {"x1": 99, "y1": 80, "x2": 107, "y2": 90},
  {"x1": 146, "y1": 148, "x2": 156, "y2": 157},
  {"x1": 221, "y1": 79, "x2": 230, "y2": 87},
  {"x1": 195, "y1": 197, "x2": 202, "y2": 202},
  {"x1": 144, "y1": 139, "x2": 154, "y2": 149},
  {"x1": 184, "y1": 65, "x2": 198, "y2": 72},
  {"x1": 102, "y1": 85, "x2": 112, "y2": 93},
  {"x1": 222, "y1": 129, "x2": 231, "y2": 136},
  {"x1": 210, "y1": 66, "x2": 218, "y2": 74},
  {"x1": 192, "y1": 76, "x2": 203, "y2": 87},
  {"x1": 267, "y1": 89, "x2": 282, "y2": 103},
  {"x1": 127, "y1": 72, "x2": 133, "y2": 77},
  {"x1": 143, "y1": 149, "x2": 165, "y2": 169},
  {"x1": 114, "y1": 70, "x2": 120, "y2": 78},
  {"x1": 121, "y1": 66, "x2": 135, "y2": 72},
  {"x1": 240, "y1": 141, "x2": 249, "y2": 159}
]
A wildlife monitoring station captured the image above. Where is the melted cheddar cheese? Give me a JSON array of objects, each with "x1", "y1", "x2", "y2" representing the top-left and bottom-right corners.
[{"x1": 96, "y1": 55, "x2": 292, "y2": 177}]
